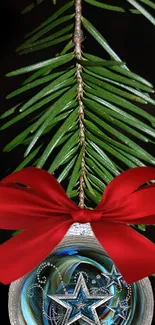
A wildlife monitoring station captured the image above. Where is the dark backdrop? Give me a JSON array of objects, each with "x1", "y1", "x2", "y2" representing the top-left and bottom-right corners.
[{"x1": 0, "y1": 0, "x2": 155, "y2": 324}]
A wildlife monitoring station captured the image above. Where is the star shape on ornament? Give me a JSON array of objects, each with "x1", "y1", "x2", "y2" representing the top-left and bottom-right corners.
[
  {"x1": 48, "y1": 272, "x2": 114, "y2": 325},
  {"x1": 107, "y1": 298, "x2": 130, "y2": 320},
  {"x1": 102, "y1": 265, "x2": 123, "y2": 288}
]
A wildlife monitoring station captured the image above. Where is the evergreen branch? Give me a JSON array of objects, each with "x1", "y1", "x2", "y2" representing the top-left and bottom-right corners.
[
  {"x1": 2, "y1": 0, "x2": 155, "y2": 210},
  {"x1": 74, "y1": 0, "x2": 86, "y2": 208}
]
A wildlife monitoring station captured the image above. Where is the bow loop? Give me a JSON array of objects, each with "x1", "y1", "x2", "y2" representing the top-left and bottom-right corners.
[{"x1": 71, "y1": 208, "x2": 102, "y2": 223}]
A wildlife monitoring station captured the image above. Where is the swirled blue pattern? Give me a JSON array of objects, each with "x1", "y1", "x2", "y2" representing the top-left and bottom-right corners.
[{"x1": 20, "y1": 244, "x2": 139, "y2": 325}]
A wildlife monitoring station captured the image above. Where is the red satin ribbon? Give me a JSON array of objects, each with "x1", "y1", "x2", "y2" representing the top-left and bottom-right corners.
[{"x1": 0, "y1": 166, "x2": 155, "y2": 285}]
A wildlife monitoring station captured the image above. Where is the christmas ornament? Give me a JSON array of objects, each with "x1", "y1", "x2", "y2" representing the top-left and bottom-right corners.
[
  {"x1": 0, "y1": 166, "x2": 155, "y2": 325},
  {"x1": 8, "y1": 230, "x2": 154, "y2": 325}
]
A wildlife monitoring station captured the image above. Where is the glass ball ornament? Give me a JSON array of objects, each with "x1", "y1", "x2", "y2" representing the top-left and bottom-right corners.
[{"x1": 8, "y1": 223, "x2": 154, "y2": 325}]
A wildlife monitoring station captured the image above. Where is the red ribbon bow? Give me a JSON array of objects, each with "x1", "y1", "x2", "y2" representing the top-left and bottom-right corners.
[{"x1": 0, "y1": 166, "x2": 155, "y2": 285}]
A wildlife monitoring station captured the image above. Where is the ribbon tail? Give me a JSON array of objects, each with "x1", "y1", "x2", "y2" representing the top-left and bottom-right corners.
[
  {"x1": 91, "y1": 221, "x2": 155, "y2": 283},
  {"x1": 0, "y1": 218, "x2": 72, "y2": 284}
]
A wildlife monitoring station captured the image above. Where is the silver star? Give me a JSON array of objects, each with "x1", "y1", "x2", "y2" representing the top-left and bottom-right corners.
[
  {"x1": 102, "y1": 265, "x2": 123, "y2": 288},
  {"x1": 107, "y1": 298, "x2": 130, "y2": 320},
  {"x1": 48, "y1": 273, "x2": 114, "y2": 325}
]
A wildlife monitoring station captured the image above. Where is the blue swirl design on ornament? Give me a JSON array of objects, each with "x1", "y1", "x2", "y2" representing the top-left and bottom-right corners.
[{"x1": 20, "y1": 245, "x2": 137, "y2": 325}]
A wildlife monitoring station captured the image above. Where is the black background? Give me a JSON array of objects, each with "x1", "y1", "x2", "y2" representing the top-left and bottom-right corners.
[{"x1": 0, "y1": 0, "x2": 155, "y2": 323}]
